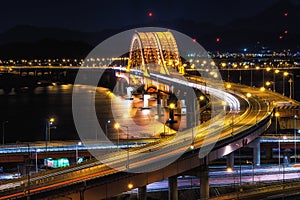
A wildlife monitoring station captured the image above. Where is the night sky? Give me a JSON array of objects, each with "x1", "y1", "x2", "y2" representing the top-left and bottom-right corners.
[{"x1": 1, "y1": 0, "x2": 300, "y2": 32}]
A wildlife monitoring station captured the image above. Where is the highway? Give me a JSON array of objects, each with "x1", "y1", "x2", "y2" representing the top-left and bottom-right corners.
[{"x1": 0, "y1": 71, "x2": 296, "y2": 199}]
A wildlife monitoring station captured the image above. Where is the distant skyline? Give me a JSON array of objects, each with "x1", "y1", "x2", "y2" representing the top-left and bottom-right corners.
[{"x1": 1, "y1": 0, "x2": 300, "y2": 32}]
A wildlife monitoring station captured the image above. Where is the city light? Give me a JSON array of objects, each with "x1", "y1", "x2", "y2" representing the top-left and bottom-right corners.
[
  {"x1": 128, "y1": 183, "x2": 133, "y2": 189},
  {"x1": 260, "y1": 87, "x2": 265, "y2": 92},
  {"x1": 114, "y1": 122, "x2": 120, "y2": 130},
  {"x1": 226, "y1": 83, "x2": 232, "y2": 89},
  {"x1": 169, "y1": 103, "x2": 175, "y2": 109}
]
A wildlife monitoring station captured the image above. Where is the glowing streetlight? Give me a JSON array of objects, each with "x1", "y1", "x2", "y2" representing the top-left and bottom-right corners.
[
  {"x1": 199, "y1": 95, "x2": 205, "y2": 101},
  {"x1": 275, "y1": 112, "x2": 280, "y2": 167},
  {"x1": 45, "y1": 117, "x2": 55, "y2": 169},
  {"x1": 168, "y1": 103, "x2": 176, "y2": 123},
  {"x1": 45, "y1": 117, "x2": 55, "y2": 147},
  {"x1": 169, "y1": 103, "x2": 175, "y2": 109},
  {"x1": 227, "y1": 167, "x2": 233, "y2": 172},
  {"x1": 128, "y1": 183, "x2": 133, "y2": 190},
  {"x1": 76, "y1": 141, "x2": 82, "y2": 163},
  {"x1": 246, "y1": 160, "x2": 254, "y2": 183},
  {"x1": 105, "y1": 120, "x2": 111, "y2": 137},
  {"x1": 115, "y1": 124, "x2": 130, "y2": 169},
  {"x1": 114, "y1": 123, "x2": 120, "y2": 150},
  {"x1": 283, "y1": 72, "x2": 288, "y2": 96},
  {"x1": 226, "y1": 83, "x2": 232, "y2": 89}
]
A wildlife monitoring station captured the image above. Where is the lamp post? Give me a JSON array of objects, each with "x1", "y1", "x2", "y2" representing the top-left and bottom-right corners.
[
  {"x1": 114, "y1": 124, "x2": 130, "y2": 169},
  {"x1": 275, "y1": 112, "x2": 280, "y2": 167},
  {"x1": 76, "y1": 141, "x2": 82, "y2": 164},
  {"x1": 288, "y1": 73, "x2": 294, "y2": 99},
  {"x1": 246, "y1": 160, "x2": 254, "y2": 183},
  {"x1": 45, "y1": 117, "x2": 55, "y2": 169},
  {"x1": 294, "y1": 115, "x2": 298, "y2": 163},
  {"x1": 282, "y1": 71, "x2": 288, "y2": 96},
  {"x1": 105, "y1": 120, "x2": 111, "y2": 137},
  {"x1": 45, "y1": 118, "x2": 55, "y2": 146},
  {"x1": 2, "y1": 121, "x2": 8, "y2": 145},
  {"x1": 114, "y1": 123, "x2": 120, "y2": 151}
]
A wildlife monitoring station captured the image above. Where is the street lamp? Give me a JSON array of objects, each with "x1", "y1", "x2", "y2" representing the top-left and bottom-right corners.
[
  {"x1": 275, "y1": 112, "x2": 280, "y2": 167},
  {"x1": 115, "y1": 123, "x2": 130, "y2": 169},
  {"x1": 282, "y1": 71, "x2": 288, "y2": 96},
  {"x1": 246, "y1": 160, "x2": 254, "y2": 183},
  {"x1": 168, "y1": 103, "x2": 176, "y2": 123},
  {"x1": 114, "y1": 123, "x2": 120, "y2": 150},
  {"x1": 2, "y1": 121, "x2": 8, "y2": 145},
  {"x1": 45, "y1": 117, "x2": 55, "y2": 169},
  {"x1": 246, "y1": 93, "x2": 257, "y2": 125},
  {"x1": 46, "y1": 118, "x2": 55, "y2": 144},
  {"x1": 288, "y1": 73, "x2": 294, "y2": 99},
  {"x1": 105, "y1": 120, "x2": 111, "y2": 137},
  {"x1": 76, "y1": 141, "x2": 82, "y2": 164}
]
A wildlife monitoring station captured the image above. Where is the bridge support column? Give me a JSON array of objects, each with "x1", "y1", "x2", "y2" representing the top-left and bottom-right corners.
[
  {"x1": 168, "y1": 176, "x2": 178, "y2": 200},
  {"x1": 199, "y1": 165, "x2": 209, "y2": 200},
  {"x1": 80, "y1": 190, "x2": 84, "y2": 200},
  {"x1": 253, "y1": 138, "x2": 261, "y2": 166},
  {"x1": 226, "y1": 152, "x2": 234, "y2": 169},
  {"x1": 138, "y1": 185, "x2": 147, "y2": 200},
  {"x1": 157, "y1": 90, "x2": 162, "y2": 116},
  {"x1": 119, "y1": 79, "x2": 125, "y2": 95}
]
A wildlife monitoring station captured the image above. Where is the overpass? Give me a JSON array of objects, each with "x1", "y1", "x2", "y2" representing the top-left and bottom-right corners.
[{"x1": 1, "y1": 29, "x2": 300, "y2": 200}]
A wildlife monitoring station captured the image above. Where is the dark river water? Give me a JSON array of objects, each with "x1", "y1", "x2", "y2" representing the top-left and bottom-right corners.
[
  {"x1": 0, "y1": 69, "x2": 299, "y2": 143},
  {"x1": 0, "y1": 84, "x2": 114, "y2": 143}
]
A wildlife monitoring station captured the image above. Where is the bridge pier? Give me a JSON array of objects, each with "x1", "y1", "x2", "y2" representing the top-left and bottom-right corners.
[
  {"x1": 168, "y1": 176, "x2": 178, "y2": 200},
  {"x1": 138, "y1": 185, "x2": 147, "y2": 200},
  {"x1": 248, "y1": 138, "x2": 261, "y2": 166},
  {"x1": 156, "y1": 90, "x2": 162, "y2": 116},
  {"x1": 115, "y1": 78, "x2": 126, "y2": 95},
  {"x1": 226, "y1": 152, "x2": 234, "y2": 170},
  {"x1": 253, "y1": 138, "x2": 261, "y2": 166},
  {"x1": 80, "y1": 190, "x2": 84, "y2": 200},
  {"x1": 199, "y1": 164, "x2": 209, "y2": 200}
]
